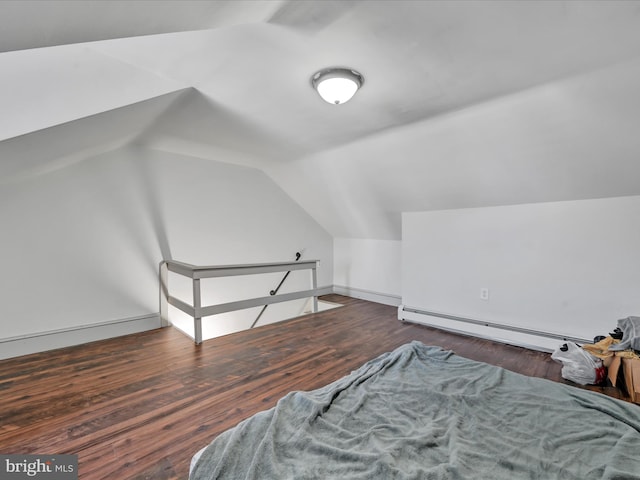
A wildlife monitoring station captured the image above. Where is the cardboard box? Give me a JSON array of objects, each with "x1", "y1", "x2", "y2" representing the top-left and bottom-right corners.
[{"x1": 608, "y1": 354, "x2": 640, "y2": 404}]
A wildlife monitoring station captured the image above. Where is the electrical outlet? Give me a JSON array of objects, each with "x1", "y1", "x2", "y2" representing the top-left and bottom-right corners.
[{"x1": 480, "y1": 288, "x2": 490, "y2": 300}]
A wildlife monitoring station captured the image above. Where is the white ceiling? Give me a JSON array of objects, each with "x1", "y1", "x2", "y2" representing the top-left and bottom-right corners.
[{"x1": 3, "y1": 0, "x2": 640, "y2": 239}]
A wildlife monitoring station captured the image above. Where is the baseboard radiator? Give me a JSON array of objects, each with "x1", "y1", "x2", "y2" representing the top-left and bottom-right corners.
[{"x1": 398, "y1": 305, "x2": 590, "y2": 353}]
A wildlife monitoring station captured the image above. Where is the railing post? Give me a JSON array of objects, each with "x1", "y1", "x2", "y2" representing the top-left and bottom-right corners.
[
  {"x1": 159, "y1": 261, "x2": 169, "y2": 327},
  {"x1": 311, "y1": 262, "x2": 318, "y2": 313},
  {"x1": 193, "y1": 278, "x2": 202, "y2": 345}
]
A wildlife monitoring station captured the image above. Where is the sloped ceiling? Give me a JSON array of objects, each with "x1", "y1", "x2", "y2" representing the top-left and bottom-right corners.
[{"x1": 2, "y1": 0, "x2": 640, "y2": 239}]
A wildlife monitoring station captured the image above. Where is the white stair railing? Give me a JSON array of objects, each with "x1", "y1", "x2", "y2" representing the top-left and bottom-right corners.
[{"x1": 159, "y1": 259, "x2": 319, "y2": 344}]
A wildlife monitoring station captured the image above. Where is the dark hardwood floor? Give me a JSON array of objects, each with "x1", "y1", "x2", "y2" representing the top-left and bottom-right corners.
[{"x1": 0, "y1": 295, "x2": 631, "y2": 479}]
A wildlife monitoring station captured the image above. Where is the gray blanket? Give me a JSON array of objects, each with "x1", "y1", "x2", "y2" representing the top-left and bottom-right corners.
[
  {"x1": 190, "y1": 341, "x2": 640, "y2": 479},
  {"x1": 609, "y1": 316, "x2": 640, "y2": 352}
]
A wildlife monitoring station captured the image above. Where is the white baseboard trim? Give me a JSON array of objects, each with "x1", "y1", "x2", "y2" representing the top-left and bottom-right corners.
[
  {"x1": 316, "y1": 285, "x2": 335, "y2": 297},
  {"x1": 333, "y1": 285, "x2": 402, "y2": 307},
  {"x1": 0, "y1": 313, "x2": 161, "y2": 360},
  {"x1": 398, "y1": 305, "x2": 590, "y2": 353}
]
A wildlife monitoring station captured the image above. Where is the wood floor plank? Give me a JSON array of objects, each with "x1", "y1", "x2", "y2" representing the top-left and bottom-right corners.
[{"x1": 0, "y1": 294, "x2": 632, "y2": 479}]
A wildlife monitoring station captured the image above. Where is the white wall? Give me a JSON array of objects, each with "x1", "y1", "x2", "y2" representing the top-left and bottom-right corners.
[
  {"x1": 402, "y1": 196, "x2": 640, "y2": 350},
  {"x1": 333, "y1": 238, "x2": 401, "y2": 306},
  {"x1": 0, "y1": 145, "x2": 333, "y2": 358}
]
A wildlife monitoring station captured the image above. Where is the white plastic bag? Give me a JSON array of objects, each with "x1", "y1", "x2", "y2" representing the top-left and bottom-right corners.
[{"x1": 551, "y1": 342, "x2": 605, "y2": 385}]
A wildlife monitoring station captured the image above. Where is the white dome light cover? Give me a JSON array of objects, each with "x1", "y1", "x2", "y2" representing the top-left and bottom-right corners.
[{"x1": 311, "y1": 67, "x2": 364, "y2": 105}]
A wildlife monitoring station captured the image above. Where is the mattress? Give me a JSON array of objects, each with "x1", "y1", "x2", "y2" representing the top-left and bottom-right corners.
[{"x1": 190, "y1": 341, "x2": 640, "y2": 479}]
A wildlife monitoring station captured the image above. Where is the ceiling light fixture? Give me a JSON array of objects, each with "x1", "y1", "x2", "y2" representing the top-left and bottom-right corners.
[{"x1": 311, "y1": 67, "x2": 364, "y2": 105}]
